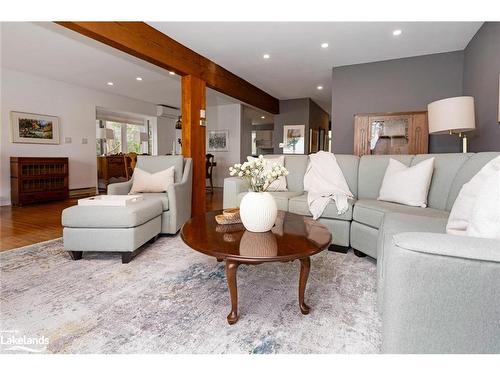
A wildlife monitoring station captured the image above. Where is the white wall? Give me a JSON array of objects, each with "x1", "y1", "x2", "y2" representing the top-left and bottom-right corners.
[
  {"x1": 156, "y1": 116, "x2": 180, "y2": 155},
  {"x1": 0, "y1": 68, "x2": 157, "y2": 205},
  {"x1": 206, "y1": 104, "x2": 242, "y2": 188}
]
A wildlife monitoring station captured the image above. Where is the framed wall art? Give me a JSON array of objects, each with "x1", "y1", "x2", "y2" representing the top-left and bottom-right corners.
[
  {"x1": 207, "y1": 130, "x2": 229, "y2": 152},
  {"x1": 282, "y1": 125, "x2": 305, "y2": 154},
  {"x1": 10, "y1": 111, "x2": 60, "y2": 144}
]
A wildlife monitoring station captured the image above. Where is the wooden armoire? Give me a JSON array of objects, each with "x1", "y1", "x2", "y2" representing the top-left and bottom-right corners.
[{"x1": 353, "y1": 111, "x2": 428, "y2": 156}]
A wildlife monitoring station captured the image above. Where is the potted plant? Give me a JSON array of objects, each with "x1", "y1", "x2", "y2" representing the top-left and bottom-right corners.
[{"x1": 229, "y1": 155, "x2": 289, "y2": 232}]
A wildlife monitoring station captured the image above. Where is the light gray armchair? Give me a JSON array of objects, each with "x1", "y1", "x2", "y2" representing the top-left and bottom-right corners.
[
  {"x1": 381, "y1": 231, "x2": 500, "y2": 354},
  {"x1": 107, "y1": 155, "x2": 192, "y2": 234}
]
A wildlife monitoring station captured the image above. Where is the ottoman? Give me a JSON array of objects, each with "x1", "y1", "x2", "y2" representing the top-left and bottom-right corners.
[{"x1": 62, "y1": 198, "x2": 163, "y2": 263}]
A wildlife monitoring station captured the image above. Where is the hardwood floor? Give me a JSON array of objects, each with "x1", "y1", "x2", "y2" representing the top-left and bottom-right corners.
[{"x1": 0, "y1": 188, "x2": 224, "y2": 252}]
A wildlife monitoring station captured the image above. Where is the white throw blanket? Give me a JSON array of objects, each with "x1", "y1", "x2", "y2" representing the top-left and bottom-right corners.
[{"x1": 304, "y1": 151, "x2": 354, "y2": 220}]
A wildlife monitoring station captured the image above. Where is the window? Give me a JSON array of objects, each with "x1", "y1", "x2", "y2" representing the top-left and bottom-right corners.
[
  {"x1": 106, "y1": 121, "x2": 123, "y2": 154},
  {"x1": 96, "y1": 120, "x2": 149, "y2": 155}
]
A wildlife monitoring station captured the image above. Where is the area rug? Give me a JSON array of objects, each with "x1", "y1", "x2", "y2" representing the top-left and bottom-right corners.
[{"x1": 0, "y1": 236, "x2": 381, "y2": 354}]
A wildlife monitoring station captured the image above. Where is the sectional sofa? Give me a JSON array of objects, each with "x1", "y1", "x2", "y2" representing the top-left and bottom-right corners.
[{"x1": 223, "y1": 152, "x2": 500, "y2": 353}]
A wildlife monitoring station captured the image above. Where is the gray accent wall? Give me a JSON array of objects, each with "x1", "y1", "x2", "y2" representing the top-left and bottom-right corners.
[
  {"x1": 331, "y1": 51, "x2": 464, "y2": 154},
  {"x1": 273, "y1": 98, "x2": 310, "y2": 154},
  {"x1": 273, "y1": 98, "x2": 329, "y2": 154},
  {"x1": 463, "y1": 22, "x2": 500, "y2": 152}
]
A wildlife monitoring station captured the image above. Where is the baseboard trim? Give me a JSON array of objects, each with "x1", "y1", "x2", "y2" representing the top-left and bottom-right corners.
[{"x1": 69, "y1": 187, "x2": 97, "y2": 199}]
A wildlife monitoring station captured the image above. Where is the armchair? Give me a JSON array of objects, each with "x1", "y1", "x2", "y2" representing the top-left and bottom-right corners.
[{"x1": 107, "y1": 155, "x2": 192, "y2": 234}]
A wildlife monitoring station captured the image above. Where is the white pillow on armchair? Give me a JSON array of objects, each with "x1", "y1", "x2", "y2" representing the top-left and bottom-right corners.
[{"x1": 129, "y1": 166, "x2": 175, "y2": 194}]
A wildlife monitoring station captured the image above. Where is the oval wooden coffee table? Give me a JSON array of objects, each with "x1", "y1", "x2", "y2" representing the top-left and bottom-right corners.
[{"x1": 180, "y1": 210, "x2": 332, "y2": 325}]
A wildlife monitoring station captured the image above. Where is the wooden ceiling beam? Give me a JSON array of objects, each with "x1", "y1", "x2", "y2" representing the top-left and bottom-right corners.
[{"x1": 55, "y1": 21, "x2": 280, "y2": 114}]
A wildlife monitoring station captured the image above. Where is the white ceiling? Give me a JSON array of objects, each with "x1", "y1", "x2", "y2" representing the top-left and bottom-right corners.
[
  {"x1": 0, "y1": 22, "x2": 237, "y2": 111},
  {"x1": 148, "y1": 22, "x2": 483, "y2": 113},
  {"x1": 2, "y1": 22, "x2": 483, "y2": 118}
]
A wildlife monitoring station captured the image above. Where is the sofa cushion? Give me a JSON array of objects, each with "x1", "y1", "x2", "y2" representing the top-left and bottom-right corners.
[
  {"x1": 237, "y1": 191, "x2": 303, "y2": 211},
  {"x1": 62, "y1": 199, "x2": 163, "y2": 228},
  {"x1": 378, "y1": 157, "x2": 435, "y2": 207},
  {"x1": 446, "y1": 152, "x2": 500, "y2": 211},
  {"x1": 283, "y1": 155, "x2": 309, "y2": 192},
  {"x1": 288, "y1": 193, "x2": 353, "y2": 221},
  {"x1": 140, "y1": 193, "x2": 169, "y2": 211},
  {"x1": 358, "y1": 155, "x2": 414, "y2": 199},
  {"x1": 411, "y1": 153, "x2": 470, "y2": 210},
  {"x1": 335, "y1": 155, "x2": 360, "y2": 198},
  {"x1": 353, "y1": 199, "x2": 449, "y2": 229}
]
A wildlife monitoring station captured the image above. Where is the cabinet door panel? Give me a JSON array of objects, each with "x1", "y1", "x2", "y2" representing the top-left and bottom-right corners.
[
  {"x1": 409, "y1": 113, "x2": 429, "y2": 154},
  {"x1": 354, "y1": 115, "x2": 370, "y2": 156}
]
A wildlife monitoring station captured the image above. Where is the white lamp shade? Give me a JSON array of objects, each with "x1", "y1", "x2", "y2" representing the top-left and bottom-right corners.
[
  {"x1": 427, "y1": 96, "x2": 476, "y2": 134},
  {"x1": 96, "y1": 128, "x2": 114, "y2": 139}
]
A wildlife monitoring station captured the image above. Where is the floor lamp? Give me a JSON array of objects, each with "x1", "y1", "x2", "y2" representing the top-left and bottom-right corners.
[{"x1": 427, "y1": 96, "x2": 476, "y2": 153}]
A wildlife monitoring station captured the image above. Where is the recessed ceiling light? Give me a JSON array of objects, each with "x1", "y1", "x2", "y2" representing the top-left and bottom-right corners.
[
  {"x1": 107, "y1": 82, "x2": 114, "y2": 86},
  {"x1": 317, "y1": 86, "x2": 323, "y2": 90},
  {"x1": 321, "y1": 42, "x2": 329, "y2": 48},
  {"x1": 136, "y1": 77, "x2": 143, "y2": 81},
  {"x1": 392, "y1": 29, "x2": 402, "y2": 36},
  {"x1": 263, "y1": 54, "x2": 270, "y2": 59},
  {"x1": 169, "y1": 71, "x2": 175, "y2": 75},
  {"x1": 261, "y1": 116, "x2": 265, "y2": 119}
]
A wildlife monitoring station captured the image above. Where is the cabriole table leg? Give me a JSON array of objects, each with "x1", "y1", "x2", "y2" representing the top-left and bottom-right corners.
[
  {"x1": 225, "y1": 260, "x2": 240, "y2": 324},
  {"x1": 299, "y1": 257, "x2": 311, "y2": 314}
]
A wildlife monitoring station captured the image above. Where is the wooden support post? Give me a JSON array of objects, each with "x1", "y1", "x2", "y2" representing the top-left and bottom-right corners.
[{"x1": 182, "y1": 75, "x2": 206, "y2": 217}]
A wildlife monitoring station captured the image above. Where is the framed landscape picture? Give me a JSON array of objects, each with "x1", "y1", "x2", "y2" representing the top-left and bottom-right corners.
[
  {"x1": 208, "y1": 130, "x2": 229, "y2": 152},
  {"x1": 11, "y1": 111, "x2": 60, "y2": 144},
  {"x1": 283, "y1": 124, "x2": 305, "y2": 154}
]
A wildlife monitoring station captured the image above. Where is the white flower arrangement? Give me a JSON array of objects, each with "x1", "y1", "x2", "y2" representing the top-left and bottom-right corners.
[{"x1": 229, "y1": 155, "x2": 289, "y2": 192}]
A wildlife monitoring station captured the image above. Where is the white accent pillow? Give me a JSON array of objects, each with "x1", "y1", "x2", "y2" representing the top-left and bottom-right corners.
[
  {"x1": 247, "y1": 155, "x2": 288, "y2": 191},
  {"x1": 378, "y1": 157, "x2": 435, "y2": 207},
  {"x1": 447, "y1": 155, "x2": 500, "y2": 238},
  {"x1": 129, "y1": 166, "x2": 175, "y2": 194}
]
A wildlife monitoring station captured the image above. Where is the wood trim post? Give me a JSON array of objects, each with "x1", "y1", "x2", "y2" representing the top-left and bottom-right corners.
[{"x1": 182, "y1": 75, "x2": 206, "y2": 217}]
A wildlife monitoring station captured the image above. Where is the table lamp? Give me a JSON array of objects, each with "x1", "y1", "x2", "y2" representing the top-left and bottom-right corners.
[
  {"x1": 427, "y1": 96, "x2": 475, "y2": 153},
  {"x1": 96, "y1": 128, "x2": 115, "y2": 155},
  {"x1": 139, "y1": 132, "x2": 148, "y2": 154}
]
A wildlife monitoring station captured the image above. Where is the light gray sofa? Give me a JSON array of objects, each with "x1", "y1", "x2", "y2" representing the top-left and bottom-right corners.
[
  {"x1": 108, "y1": 155, "x2": 192, "y2": 234},
  {"x1": 223, "y1": 152, "x2": 500, "y2": 353}
]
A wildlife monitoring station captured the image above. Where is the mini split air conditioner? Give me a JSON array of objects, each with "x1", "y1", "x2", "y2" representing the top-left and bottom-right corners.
[{"x1": 156, "y1": 104, "x2": 179, "y2": 118}]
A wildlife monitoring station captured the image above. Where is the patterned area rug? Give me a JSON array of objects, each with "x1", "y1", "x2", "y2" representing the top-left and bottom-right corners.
[{"x1": 0, "y1": 236, "x2": 381, "y2": 354}]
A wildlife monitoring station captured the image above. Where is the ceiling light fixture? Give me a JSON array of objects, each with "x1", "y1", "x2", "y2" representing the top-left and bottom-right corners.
[
  {"x1": 321, "y1": 42, "x2": 329, "y2": 48},
  {"x1": 261, "y1": 116, "x2": 265, "y2": 119},
  {"x1": 136, "y1": 77, "x2": 143, "y2": 81},
  {"x1": 169, "y1": 71, "x2": 175, "y2": 75},
  {"x1": 263, "y1": 54, "x2": 270, "y2": 59},
  {"x1": 317, "y1": 86, "x2": 323, "y2": 90},
  {"x1": 392, "y1": 29, "x2": 402, "y2": 36},
  {"x1": 107, "y1": 82, "x2": 114, "y2": 86}
]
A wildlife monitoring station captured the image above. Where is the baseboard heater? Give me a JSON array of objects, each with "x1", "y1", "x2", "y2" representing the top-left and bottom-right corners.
[{"x1": 69, "y1": 187, "x2": 97, "y2": 199}]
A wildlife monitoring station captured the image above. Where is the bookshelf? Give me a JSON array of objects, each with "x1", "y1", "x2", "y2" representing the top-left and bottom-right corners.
[{"x1": 10, "y1": 157, "x2": 69, "y2": 206}]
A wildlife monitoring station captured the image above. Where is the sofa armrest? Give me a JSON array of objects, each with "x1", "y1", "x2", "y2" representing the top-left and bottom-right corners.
[
  {"x1": 166, "y1": 158, "x2": 192, "y2": 233},
  {"x1": 223, "y1": 177, "x2": 248, "y2": 209},
  {"x1": 107, "y1": 180, "x2": 133, "y2": 195},
  {"x1": 377, "y1": 213, "x2": 449, "y2": 309},
  {"x1": 382, "y1": 232, "x2": 500, "y2": 353}
]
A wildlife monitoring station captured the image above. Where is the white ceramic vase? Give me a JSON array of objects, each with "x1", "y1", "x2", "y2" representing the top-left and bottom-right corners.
[{"x1": 239, "y1": 192, "x2": 277, "y2": 232}]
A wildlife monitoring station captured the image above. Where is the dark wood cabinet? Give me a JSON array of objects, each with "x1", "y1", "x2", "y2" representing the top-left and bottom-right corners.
[
  {"x1": 97, "y1": 155, "x2": 128, "y2": 192},
  {"x1": 10, "y1": 157, "x2": 69, "y2": 206},
  {"x1": 353, "y1": 111, "x2": 429, "y2": 156}
]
